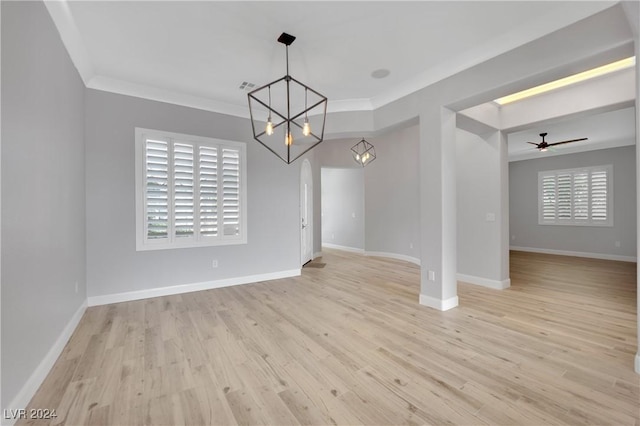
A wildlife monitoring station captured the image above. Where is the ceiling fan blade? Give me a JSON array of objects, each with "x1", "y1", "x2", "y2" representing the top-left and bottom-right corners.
[
  {"x1": 548, "y1": 137, "x2": 588, "y2": 147},
  {"x1": 526, "y1": 142, "x2": 539, "y2": 146}
]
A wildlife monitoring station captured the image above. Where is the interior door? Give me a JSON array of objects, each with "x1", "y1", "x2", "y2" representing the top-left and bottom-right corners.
[{"x1": 300, "y1": 159, "x2": 313, "y2": 265}]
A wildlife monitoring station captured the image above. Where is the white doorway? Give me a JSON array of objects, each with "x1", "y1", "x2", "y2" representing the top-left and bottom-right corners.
[{"x1": 300, "y1": 159, "x2": 313, "y2": 266}]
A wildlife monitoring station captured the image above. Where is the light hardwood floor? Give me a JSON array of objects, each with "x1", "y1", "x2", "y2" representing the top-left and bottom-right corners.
[{"x1": 20, "y1": 250, "x2": 639, "y2": 425}]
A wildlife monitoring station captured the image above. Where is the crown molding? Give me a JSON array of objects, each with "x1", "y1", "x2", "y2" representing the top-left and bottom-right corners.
[
  {"x1": 87, "y1": 75, "x2": 253, "y2": 119},
  {"x1": 327, "y1": 98, "x2": 373, "y2": 113}
]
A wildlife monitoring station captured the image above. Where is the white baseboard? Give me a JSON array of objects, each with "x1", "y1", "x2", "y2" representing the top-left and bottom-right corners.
[
  {"x1": 88, "y1": 269, "x2": 301, "y2": 306},
  {"x1": 321, "y1": 243, "x2": 364, "y2": 254},
  {"x1": 365, "y1": 251, "x2": 421, "y2": 266},
  {"x1": 457, "y1": 273, "x2": 511, "y2": 290},
  {"x1": 4, "y1": 301, "x2": 87, "y2": 425},
  {"x1": 419, "y1": 294, "x2": 459, "y2": 311},
  {"x1": 635, "y1": 353, "x2": 640, "y2": 375},
  {"x1": 510, "y1": 246, "x2": 636, "y2": 263},
  {"x1": 321, "y1": 246, "x2": 420, "y2": 265}
]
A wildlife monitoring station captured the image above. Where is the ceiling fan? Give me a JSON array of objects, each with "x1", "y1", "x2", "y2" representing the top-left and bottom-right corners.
[{"x1": 527, "y1": 132, "x2": 588, "y2": 152}]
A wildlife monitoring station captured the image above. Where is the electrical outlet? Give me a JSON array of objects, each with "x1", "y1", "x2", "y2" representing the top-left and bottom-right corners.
[
  {"x1": 332, "y1": 233, "x2": 335, "y2": 240},
  {"x1": 511, "y1": 235, "x2": 516, "y2": 241},
  {"x1": 615, "y1": 241, "x2": 621, "y2": 248},
  {"x1": 428, "y1": 270, "x2": 435, "y2": 281},
  {"x1": 352, "y1": 212, "x2": 356, "y2": 218},
  {"x1": 409, "y1": 242, "x2": 413, "y2": 249},
  {"x1": 212, "y1": 259, "x2": 218, "y2": 268}
]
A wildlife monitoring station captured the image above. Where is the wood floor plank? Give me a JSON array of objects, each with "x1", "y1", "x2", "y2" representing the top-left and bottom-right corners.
[{"x1": 18, "y1": 249, "x2": 639, "y2": 425}]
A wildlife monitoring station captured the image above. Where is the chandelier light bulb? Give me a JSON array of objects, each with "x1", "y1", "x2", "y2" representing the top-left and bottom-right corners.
[
  {"x1": 302, "y1": 119, "x2": 311, "y2": 137},
  {"x1": 265, "y1": 119, "x2": 274, "y2": 136},
  {"x1": 286, "y1": 130, "x2": 293, "y2": 146}
]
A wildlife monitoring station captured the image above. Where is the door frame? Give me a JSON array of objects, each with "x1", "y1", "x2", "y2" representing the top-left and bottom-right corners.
[{"x1": 300, "y1": 159, "x2": 313, "y2": 266}]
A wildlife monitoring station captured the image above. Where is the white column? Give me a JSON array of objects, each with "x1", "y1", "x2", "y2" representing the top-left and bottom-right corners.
[
  {"x1": 419, "y1": 106, "x2": 458, "y2": 310},
  {"x1": 623, "y1": 0, "x2": 640, "y2": 376},
  {"x1": 618, "y1": 0, "x2": 640, "y2": 376},
  {"x1": 635, "y1": 32, "x2": 640, "y2": 376},
  {"x1": 498, "y1": 131, "x2": 511, "y2": 285}
]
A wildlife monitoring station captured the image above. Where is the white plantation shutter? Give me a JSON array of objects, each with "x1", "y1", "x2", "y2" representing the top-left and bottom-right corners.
[
  {"x1": 573, "y1": 172, "x2": 589, "y2": 220},
  {"x1": 145, "y1": 139, "x2": 169, "y2": 239},
  {"x1": 174, "y1": 143, "x2": 195, "y2": 238},
  {"x1": 556, "y1": 173, "x2": 572, "y2": 220},
  {"x1": 199, "y1": 146, "x2": 218, "y2": 237},
  {"x1": 541, "y1": 175, "x2": 556, "y2": 221},
  {"x1": 538, "y1": 165, "x2": 612, "y2": 226},
  {"x1": 222, "y1": 148, "x2": 240, "y2": 236},
  {"x1": 591, "y1": 170, "x2": 608, "y2": 222},
  {"x1": 136, "y1": 129, "x2": 246, "y2": 250}
]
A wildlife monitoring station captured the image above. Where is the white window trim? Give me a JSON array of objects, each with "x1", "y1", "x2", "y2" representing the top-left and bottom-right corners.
[
  {"x1": 135, "y1": 128, "x2": 247, "y2": 251},
  {"x1": 537, "y1": 164, "x2": 613, "y2": 227}
]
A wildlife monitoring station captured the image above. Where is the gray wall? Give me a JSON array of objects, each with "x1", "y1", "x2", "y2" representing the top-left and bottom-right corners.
[
  {"x1": 85, "y1": 90, "x2": 305, "y2": 298},
  {"x1": 1, "y1": 1, "x2": 87, "y2": 409},
  {"x1": 456, "y1": 129, "x2": 509, "y2": 282},
  {"x1": 509, "y1": 145, "x2": 637, "y2": 257},
  {"x1": 321, "y1": 168, "x2": 365, "y2": 250},
  {"x1": 317, "y1": 124, "x2": 420, "y2": 260},
  {"x1": 316, "y1": 138, "x2": 360, "y2": 168},
  {"x1": 364, "y1": 125, "x2": 420, "y2": 259}
]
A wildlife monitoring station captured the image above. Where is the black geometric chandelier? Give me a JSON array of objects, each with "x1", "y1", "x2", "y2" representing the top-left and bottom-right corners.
[
  {"x1": 248, "y1": 32, "x2": 328, "y2": 164},
  {"x1": 351, "y1": 137, "x2": 376, "y2": 167}
]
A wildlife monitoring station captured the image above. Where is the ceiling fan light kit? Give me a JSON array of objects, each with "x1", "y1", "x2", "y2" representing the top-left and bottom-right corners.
[
  {"x1": 527, "y1": 132, "x2": 588, "y2": 152},
  {"x1": 351, "y1": 138, "x2": 376, "y2": 167},
  {"x1": 247, "y1": 32, "x2": 328, "y2": 164}
]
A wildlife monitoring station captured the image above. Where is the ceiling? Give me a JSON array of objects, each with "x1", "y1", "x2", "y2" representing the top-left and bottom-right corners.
[
  {"x1": 48, "y1": 1, "x2": 636, "y2": 159},
  {"x1": 50, "y1": 1, "x2": 617, "y2": 116},
  {"x1": 508, "y1": 107, "x2": 636, "y2": 161}
]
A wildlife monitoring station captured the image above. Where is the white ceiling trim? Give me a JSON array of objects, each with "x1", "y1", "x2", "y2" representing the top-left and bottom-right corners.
[
  {"x1": 87, "y1": 75, "x2": 253, "y2": 119},
  {"x1": 326, "y1": 99, "x2": 373, "y2": 113},
  {"x1": 87, "y1": 77, "x2": 373, "y2": 119}
]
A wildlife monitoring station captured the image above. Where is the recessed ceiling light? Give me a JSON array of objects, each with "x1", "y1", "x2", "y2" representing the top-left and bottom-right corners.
[
  {"x1": 371, "y1": 69, "x2": 390, "y2": 79},
  {"x1": 495, "y1": 56, "x2": 636, "y2": 105}
]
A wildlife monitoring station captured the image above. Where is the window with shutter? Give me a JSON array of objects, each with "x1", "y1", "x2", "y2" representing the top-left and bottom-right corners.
[
  {"x1": 199, "y1": 146, "x2": 218, "y2": 238},
  {"x1": 222, "y1": 148, "x2": 240, "y2": 237},
  {"x1": 538, "y1": 165, "x2": 612, "y2": 227},
  {"x1": 556, "y1": 173, "x2": 572, "y2": 220},
  {"x1": 573, "y1": 172, "x2": 589, "y2": 221},
  {"x1": 145, "y1": 139, "x2": 169, "y2": 240},
  {"x1": 541, "y1": 175, "x2": 556, "y2": 221},
  {"x1": 135, "y1": 128, "x2": 247, "y2": 250},
  {"x1": 174, "y1": 143, "x2": 194, "y2": 238},
  {"x1": 591, "y1": 170, "x2": 608, "y2": 222}
]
